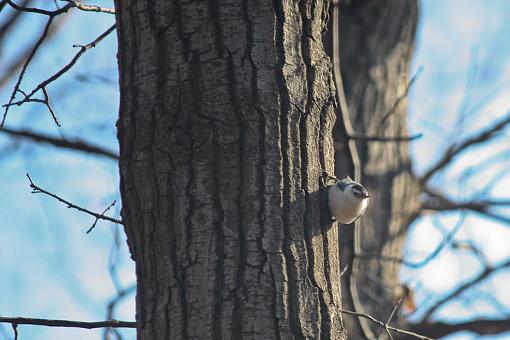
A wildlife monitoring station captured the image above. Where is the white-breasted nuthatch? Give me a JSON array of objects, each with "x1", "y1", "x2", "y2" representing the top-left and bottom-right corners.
[{"x1": 328, "y1": 176, "x2": 370, "y2": 224}]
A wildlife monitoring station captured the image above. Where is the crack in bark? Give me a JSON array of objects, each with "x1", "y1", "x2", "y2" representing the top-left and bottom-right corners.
[
  {"x1": 225, "y1": 50, "x2": 247, "y2": 340},
  {"x1": 207, "y1": 0, "x2": 225, "y2": 59}
]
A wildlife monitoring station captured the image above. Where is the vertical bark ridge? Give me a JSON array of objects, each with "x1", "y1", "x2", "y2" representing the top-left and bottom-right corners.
[
  {"x1": 242, "y1": 0, "x2": 287, "y2": 337},
  {"x1": 188, "y1": 50, "x2": 214, "y2": 340},
  {"x1": 298, "y1": 1, "x2": 329, "y2": 339},
  {"x1": 207, "y1": 0, "x2": 225, "y2": 59},
  {"x1": 211, "y1": 121, "x2": 226, "y2": 340},
  {"x1": 240, "y1": 1, "x2": 272, "y2": 337},
  {"x1": 272, "y1": 0, "x2": 306, "y2": 338},
  {"x1": 225, "y1": 51, "x2": 246, "y2": 340},
  {"x1": 204, "y1": 4, "x2": 229, "y2": 339}
]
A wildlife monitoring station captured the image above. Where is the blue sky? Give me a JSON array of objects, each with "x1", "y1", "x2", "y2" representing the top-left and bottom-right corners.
[
  {"x1": 0, "y1": 2, "x2": 134, "y2": 339},
  {"x1": 405, "y1": 1, "x2": 510, "y2": 339},
  {"x1": 1, "y1": 1, "x2": 510, "y2": 339}
]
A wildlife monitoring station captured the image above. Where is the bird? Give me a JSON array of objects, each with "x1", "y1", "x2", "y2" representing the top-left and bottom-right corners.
[{"x1": 328, "y1": 176, "x2": 370, "y2": 224}]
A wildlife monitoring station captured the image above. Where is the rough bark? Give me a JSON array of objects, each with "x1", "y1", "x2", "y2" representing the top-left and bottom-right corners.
[
  {"x1": 334, "y1": 0, "x2": 420, "y2": 338},
  {"x1": 115, "y1": 0, "x2": 346, "y2": 339}
]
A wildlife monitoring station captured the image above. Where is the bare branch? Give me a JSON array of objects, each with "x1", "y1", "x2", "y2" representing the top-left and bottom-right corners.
[
  {"x1": 2, "y1": 16, "x2": 54, "y2": 126},
  {"x1": 0, "y1": 1, "x2": 8, "y2": 11},
  {"x1": 3, "y1": 23, "x2": 117, "y2": 118},
  {"x1": 384, "y1": 298, "x2": 404, "y2": 340},
  {"x1": 6, "y1": 0, "x2": 72, "y2": 16},
  {"x1": 420, "y1": 111, "x2": 510, "y2": 184},
  {"x1": 106, "y1": 285, "x2": 136, "y2": 322},
  {"x1": 349, "y1": 133, "x2": 423, "y2": 142},
  {"x1": 422, "y1": 187, "x2": 510, "y2": 225},
  {"x1": 86, "y1": 200, "x2": 117, "y2": 233},
  {"x1": 457, "y1": 149, "x2": 510, "y2": 184},
  {"x1": 357, "y1": 213, "x2": 465, "y2": 268},
  {"x1": 421, "y1": 256, "x2": 510, "y2": 320},
  {"x1": 41, "y1": 87, "x2": 60, "y2": 126},
  {"x1": 0, "y1": 317, "x2": 135, "y2": 329},
  {"x1": 0, "y1": 0, "x2": 30, "y2": 41},
  {"x1": 12, "y1": 323, "x2": 18, "y2": 340},
  {"x1": 339, "y1": 264, "x2": 349, "y2": 278},
  {"x1": 64, "y1": 0, "x2": 115, "y2": 14},
  {"x1": 0, "y1": 11, "x2": 65, "y2": 90},
  {"x1": 26, "y1": 173, "x2": 123, "y2": 225},
  {"x1": 378, "y1": 66, "x2": 423, "y2": 130},
  {"x1": 339, "y1": 308, "x2": 433, "y2": 340},
  {"x1": 103, "y1": 284, "x2": 135, "y2": 340},
  {"x1": 411, "y1": 319, "x2": 510, "y2": 339},
  {"x1": 0, "y1": 126, "x2": 118, "y2": 160},
  {"x1": 103, "y1": 224, "x2": 132, "y2": 340},
  {"x1": 387, "y1": 297, "x2": 404, "y2": 327}
]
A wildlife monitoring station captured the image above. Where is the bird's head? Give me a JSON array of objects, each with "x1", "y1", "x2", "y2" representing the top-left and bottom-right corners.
[
  {"x1": 350, "y1": 183, "x2": 370, "y2": 199},
  {"x1": 337, "y1": 177, "x2": 370, "y2": 200}
]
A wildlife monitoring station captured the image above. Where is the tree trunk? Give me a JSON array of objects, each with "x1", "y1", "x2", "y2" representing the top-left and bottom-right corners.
[
  {"x1": 334, "y1": 1, "x2": 420, "y2": 338},
  {"x1": 115, "y1": 0, "x2": 347, "y2": 338}
]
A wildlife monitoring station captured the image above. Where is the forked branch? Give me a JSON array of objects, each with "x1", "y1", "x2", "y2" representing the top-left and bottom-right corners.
[
  {"x1": 420, "y1": 111, "x2": 510, "y2": 184},
  {"x1": 26, "y1": 173, "x2": 122, "y2": 226}
]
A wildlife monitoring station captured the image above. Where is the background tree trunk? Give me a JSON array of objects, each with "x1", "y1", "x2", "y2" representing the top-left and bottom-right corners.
[
  {"x1": 115, "y1": 0, "x2": 347, "y2": 338},
  {"x1": 334, "y1": 0, "x2": 420, "y2": 338}
]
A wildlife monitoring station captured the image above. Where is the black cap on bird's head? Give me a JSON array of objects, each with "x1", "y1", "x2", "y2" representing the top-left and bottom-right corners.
[
  {"x1": 337, "y1": 176, "x2": 355, "y2": 191},
  {"x1": 351, "y1": 184, "x2": 370, "y2": 198},
  {"x1": 337, "y1": 177, "x2": 370, "y2": 199}
]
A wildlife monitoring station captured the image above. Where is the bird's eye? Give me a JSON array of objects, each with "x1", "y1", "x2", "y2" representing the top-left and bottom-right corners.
[{"x1": 352, "y1": 185, "x2": 363, "y2": 193}]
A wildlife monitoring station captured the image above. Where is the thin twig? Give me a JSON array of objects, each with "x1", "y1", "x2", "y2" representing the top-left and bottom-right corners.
[
  {"x1": 420, "y1": 111, "x2": 510, "y2": 184},
  {"x1": 0, "y1": 0, "x2": 29, "y2": 41},
  {"x1": 411, "y1": 318, "x2": 510, "y2": 339},
  {"x1": 378, "y1": 66, "x2": 423, "y2": 130},
  {"x1": 0, "y1": 1, "x2": 9, "y2": 12},
  {"x1": 26, "y1": 173, "x2": 123, "y2": 225},
  {"x1": 0, "y1": 126, "x2": 118, "y2": 159},
  {"x1": 6, "y1": 0, "x2": 72, "y2": 16},
  {"x1": 0, "y1": 317, "x2": 135, "y2": 329},
  {"x1": 349, "y1": 133, "x2": 423, "y2": 142},
  {"x1": 386, "y1": 297, "x2": 404, "y2": 327},
  {"x1": 421, "y1": 256, "x2": 510, "y2": 320},
  {"x1": 422, "y1": 187, "x2": 510, "y2": 225},
  {"x1": 104, "y1": 284, "x2": 135, "y2": 340},
  {"x1": 339, "y1": 308, "x2": 434, "y2": 340},
  {"x1": 339, "y1": 264, "x2": 349, "y2": 278},
  {"x1": 3, "y1": 23, "x2": 116, "y2": 110},
  {"x1": 357, "y1": 212, "x2": 465, "y2": 268},
  {"x1": 12, "y1": 323, "x2": 18, "y2": 340},
  {"x1": 2, "y1": 16, "x2": 53, "y2": 126},
  {"x1": 64, "y1": 0, "x2": 115, "y2": 14},
  {"x1": 384, "y1": 320, "x2": 394, "y2": 340},
  {"x1": 103, "y1": 222, "x2": 130, "y2": 340},
  {"x1": 86, "y1": 200, "x2": 117, "y2": 233},
  {"x1": 0, "y1": 11, "x2": 65, "y2": 90},
  {"x1": 41, "y1": 87, "x2": 60, "y2": 126}
]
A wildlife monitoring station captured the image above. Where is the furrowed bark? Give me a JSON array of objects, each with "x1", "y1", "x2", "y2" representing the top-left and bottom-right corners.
[{"x1": 115, "y1": 0, "x2": 346, "y2": 338}]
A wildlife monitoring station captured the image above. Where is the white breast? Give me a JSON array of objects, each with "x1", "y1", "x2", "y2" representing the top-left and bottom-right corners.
[{"x1": 328, "y1": 185, "x2": 368, "y2": 224}]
